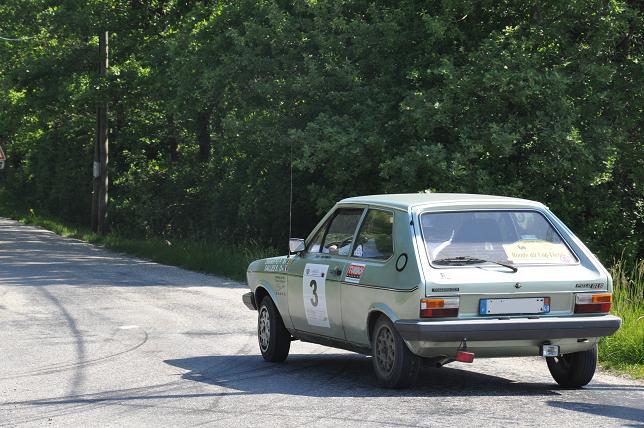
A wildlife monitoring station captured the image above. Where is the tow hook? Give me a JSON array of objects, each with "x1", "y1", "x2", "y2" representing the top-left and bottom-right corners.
[{"x1": 455, "y1": 338, "x2": 475, "y2": 363}]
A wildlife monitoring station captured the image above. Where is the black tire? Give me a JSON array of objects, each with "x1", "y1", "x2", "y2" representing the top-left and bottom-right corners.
[
  {"x1": 372, "y1": 316, "x2": 421, "y2": 388},
  {"x1": 546, "y1": 345, "x2": 597, "y2": 388},
  {"x1": 257, "y1": 296, "x2": 291, "y2": 362}
]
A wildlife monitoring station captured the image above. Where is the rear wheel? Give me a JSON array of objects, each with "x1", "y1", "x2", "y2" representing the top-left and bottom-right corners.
[
  {"x1": 372, "y1": 316, "x2": 420, "y2": 388},
  {"x1": 546, "y1": 345, "x2": 597, "y2": 388},
  {"x1": 258, "y1": 296, "x2": 290, "y2": 362}
]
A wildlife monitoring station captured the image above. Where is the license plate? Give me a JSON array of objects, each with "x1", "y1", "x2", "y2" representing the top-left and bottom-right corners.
[
  {"x1": 479, "y1": 297, "x2": 550, "y2": 315},
  {"x1": 541, "y1": 344, "x2": 560, "y2": 357}
]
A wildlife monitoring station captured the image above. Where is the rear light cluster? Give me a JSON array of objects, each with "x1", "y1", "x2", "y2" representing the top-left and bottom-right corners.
[
  {"x1": 420, "y1": 297, "x2": 459, "y2": 318},
  {"x1": 574, "y1": 293, "x2": 612, "y2": 313}
]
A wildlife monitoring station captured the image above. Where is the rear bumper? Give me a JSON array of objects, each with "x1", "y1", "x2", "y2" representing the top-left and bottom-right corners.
[
  {"x1": 395, "y1": 314, "x2": 621, "y2": 342},
  {"x1": 242, "y1": 292, "x2": 257, "y2": 310}
]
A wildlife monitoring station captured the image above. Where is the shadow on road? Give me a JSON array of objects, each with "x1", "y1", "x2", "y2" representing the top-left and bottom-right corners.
[
  {"x1": 548, "y1": 401, "x2": 644, "y2": 424},
  {"x1": 9, "y1": 354, "x2": 642, "y2": 424},
  {"x1": 164, "y1": 353, "x2": 561, "y2": 397},
  {"x1": 0, "y1": 220, "x2": 242, "y2": 289}
]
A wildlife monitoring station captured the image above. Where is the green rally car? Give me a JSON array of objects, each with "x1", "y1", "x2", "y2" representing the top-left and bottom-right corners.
[{"x1": 242, "y1": 193, "x2": 621, "y2": 388}]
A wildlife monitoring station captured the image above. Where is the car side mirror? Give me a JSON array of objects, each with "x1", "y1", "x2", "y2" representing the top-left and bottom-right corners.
[{"x1": 289, "y1": 238, "x2": 305, "y2": 254}]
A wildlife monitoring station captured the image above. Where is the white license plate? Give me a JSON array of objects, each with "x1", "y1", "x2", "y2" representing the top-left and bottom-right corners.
[
  {"x1": 479, "y1": 297, "x2": 550, "y2": 315},
  {"x1": 541, "y1": 344, "x2": 560, "y2": 357}
]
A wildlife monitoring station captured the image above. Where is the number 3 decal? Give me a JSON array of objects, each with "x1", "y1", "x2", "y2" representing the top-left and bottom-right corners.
[
  {"x1": 302, "y1": 263, "x2": 330, "y2": 328},
  {"x1": 309, "y1": 280, "x2": 318, "y2": 307}
]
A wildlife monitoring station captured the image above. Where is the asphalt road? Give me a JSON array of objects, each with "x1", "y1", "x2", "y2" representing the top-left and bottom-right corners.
[{"x1": 0, "y1": 218, "x2": 642, "y2": 427}]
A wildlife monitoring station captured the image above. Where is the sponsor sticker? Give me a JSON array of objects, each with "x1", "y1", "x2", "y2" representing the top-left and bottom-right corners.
[
  {"x1": 264, "y1": 258, "x2": 289, "y2": 272},
  {"x1": 274, "y1": 275, "x2": 287, "y2": 297},
  {"x1": 345, "y1": 263, "x2": 366, "y2": 284}
]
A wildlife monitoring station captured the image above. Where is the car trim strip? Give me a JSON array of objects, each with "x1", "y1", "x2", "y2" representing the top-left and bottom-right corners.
[
  {"x1": 340, "y1": 282, "x2": 418, "y2": 292},
  {"x1": 287, "y1": 273, "x2": 418, "y2": 292}
]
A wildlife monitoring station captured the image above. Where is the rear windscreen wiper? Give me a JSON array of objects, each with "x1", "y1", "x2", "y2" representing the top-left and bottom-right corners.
[{"x1": 433, "y1": 256, "x2": 518, "y2": 273}]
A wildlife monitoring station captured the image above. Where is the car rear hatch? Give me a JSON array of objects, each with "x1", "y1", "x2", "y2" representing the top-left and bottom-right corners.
[{"x1": 417, "y1": 207, "x2": 610, "y2": 318}]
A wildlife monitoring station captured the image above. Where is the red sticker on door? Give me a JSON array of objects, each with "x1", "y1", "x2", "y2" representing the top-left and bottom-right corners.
[{"x1": 345, "y1": 263, "x2": 366, "y2": 284}]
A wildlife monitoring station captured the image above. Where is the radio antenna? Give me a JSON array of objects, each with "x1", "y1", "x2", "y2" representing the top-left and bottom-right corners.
[{"x1": 288, "y1": 139, "x2": 293, "y2": 255}]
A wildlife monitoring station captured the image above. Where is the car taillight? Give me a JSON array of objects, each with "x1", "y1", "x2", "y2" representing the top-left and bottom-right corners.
[
  {"x1": 420, "y1": 297, "x2": 459, "y2": 318},
  {"x1": 574, "y1": 293, "x2": 612, "y2": 313}
]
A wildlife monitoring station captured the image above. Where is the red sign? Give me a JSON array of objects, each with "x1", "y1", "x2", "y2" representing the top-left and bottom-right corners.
[{"x1": 0, "y1": 146, "x2": 5, "y2": 161}]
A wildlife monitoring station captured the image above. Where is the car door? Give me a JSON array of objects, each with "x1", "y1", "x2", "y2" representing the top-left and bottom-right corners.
[
  {"x1": 287, "y1": 207, "x2": 365, "y2": 340},
  {"x1": 341, "y1": 208, "x2": 397, "y2": 344}
]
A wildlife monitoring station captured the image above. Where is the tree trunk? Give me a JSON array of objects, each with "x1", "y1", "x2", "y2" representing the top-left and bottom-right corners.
[
  {"x1": 196, "y1": 111, "x2": 211, "y2": 161},
  {"x1": 167, "y1": 114, "x2": 178, "y2": 161}
]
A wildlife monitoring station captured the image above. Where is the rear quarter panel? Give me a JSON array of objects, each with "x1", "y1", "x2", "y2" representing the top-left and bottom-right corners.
[{"x1": 342, "y1": 209, "x2": 424, "y2": 346}]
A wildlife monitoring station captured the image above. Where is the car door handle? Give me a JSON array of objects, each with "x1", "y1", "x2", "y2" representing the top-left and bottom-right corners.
[{"x1": 331, "y1": 266, "x2": 342, "y2": 276}]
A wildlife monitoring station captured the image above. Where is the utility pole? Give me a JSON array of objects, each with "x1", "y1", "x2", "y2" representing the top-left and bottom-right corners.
[{"x1": 91, "y1": 31, "x2": 109, "y2": 234}]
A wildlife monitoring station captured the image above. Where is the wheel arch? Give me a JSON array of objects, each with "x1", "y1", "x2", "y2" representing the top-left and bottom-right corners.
[
  {"x1": 254, "y1": 281, "x2": 293, "y2": 330},
  {"x1": 367, "y1": 303, "x2": 400, "y2": 345},
  {"x1": 255, "y1": 286, "x2": 270, "y2": 309}
]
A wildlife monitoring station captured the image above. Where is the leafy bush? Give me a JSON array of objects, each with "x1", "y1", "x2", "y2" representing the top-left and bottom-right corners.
[{"x1": 599, "y1": 259, "x2": 644, "y2": 377}]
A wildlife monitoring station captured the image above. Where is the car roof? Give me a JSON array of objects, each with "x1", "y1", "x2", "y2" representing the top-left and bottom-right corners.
[{"x1": 338, "y1": 193, "x2": 545, "y2": 211}]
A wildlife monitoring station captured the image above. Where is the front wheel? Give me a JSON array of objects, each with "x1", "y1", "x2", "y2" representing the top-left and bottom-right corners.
[
  {"x1": 546, "y1": 345, "x2": 597, "y2": 388},
  {"x1": 372, "y1": 316, "x2": 420, "y2": 388},
  {"x1": 258, "y1": 296, "x2": 290, "y2": 362}
]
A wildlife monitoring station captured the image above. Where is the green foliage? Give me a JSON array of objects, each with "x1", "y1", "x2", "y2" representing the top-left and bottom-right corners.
[
  {"x1": 0, "y1": 0, "x2": 641, "y2": 264},
  {"x1": 599, "y1": 259, "x2": 644, "y2": 378}
]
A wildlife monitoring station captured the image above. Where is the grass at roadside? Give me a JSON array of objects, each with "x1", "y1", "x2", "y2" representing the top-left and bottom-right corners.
[
  {"x1": 599, "y1": 259, "x2": 644, "y2": 378},
  {"x1": 0, "y1": 198, "x2": 642, "y2": 378},
  {"x1": 0, "y1": 201, "x2": 277, "y2": 282}
]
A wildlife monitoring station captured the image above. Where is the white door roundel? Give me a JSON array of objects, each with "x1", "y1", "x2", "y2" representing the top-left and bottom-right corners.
[{"x1": 302, "y1": 264, "x2": 330, "y2": 328}]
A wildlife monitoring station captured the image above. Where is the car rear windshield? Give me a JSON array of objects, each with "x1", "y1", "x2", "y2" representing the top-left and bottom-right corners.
[{"x1": 421, "y1": 210, "x2": 577, "y2": 266}]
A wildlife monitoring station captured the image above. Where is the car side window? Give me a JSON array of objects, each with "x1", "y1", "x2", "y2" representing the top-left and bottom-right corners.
[
  {"x1": 320, "y1": 208, "x2": 364, "y2": 256},
  {"x1": 352, "y1": 209, "x2": 394, "y2": 260},
  {"x1": 307, "y1": 220, "x2": 329, "y2": 253}
]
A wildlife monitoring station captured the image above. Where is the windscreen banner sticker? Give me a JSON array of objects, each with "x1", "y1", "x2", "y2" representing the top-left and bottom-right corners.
[
  {"x1": 303, "y1": 264, "x2": 330, "y2": 328},
  {"x1": 345, "y1": 263, "x2": 366, "y2": 284},
  {"x1": 502, "y1": 240, "x2": 573, "y2": 264}
]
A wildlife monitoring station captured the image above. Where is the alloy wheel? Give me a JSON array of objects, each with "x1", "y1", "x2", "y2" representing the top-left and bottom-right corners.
[
  {"x1": 258, "y1": 306, "x2": 270, "y2": 352},
  {"x1": 375, "y1": 325, "x2": 395, "y2": 374}
]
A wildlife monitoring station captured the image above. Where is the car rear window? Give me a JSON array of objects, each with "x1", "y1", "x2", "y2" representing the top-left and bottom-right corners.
[{"x1": 421, "y1": 210, "x2": 577, "y2": 265}]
